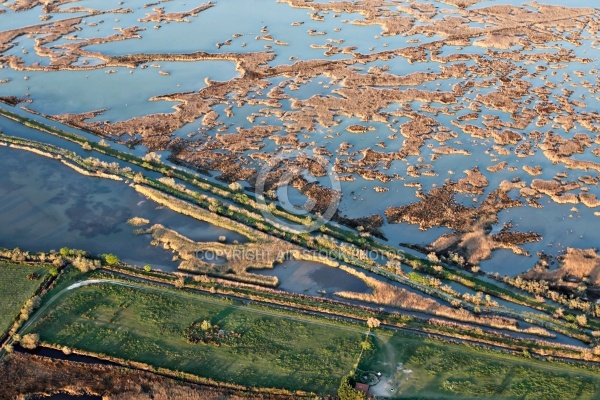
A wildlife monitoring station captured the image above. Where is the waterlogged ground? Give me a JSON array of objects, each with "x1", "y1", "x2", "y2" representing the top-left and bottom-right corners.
[{"x1": 2, "y1": 0, "x2": 600, "y2": 278}]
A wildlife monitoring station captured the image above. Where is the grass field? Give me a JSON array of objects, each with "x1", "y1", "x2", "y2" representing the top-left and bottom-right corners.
[
  {"x1": 0, "y1": 263, "x2": 48, "y2": 336},
  {"x1": 359, "y1": 332, "x2": 600, "y2": 399},
  {"x1": 26, "y1": 282, "x2": 364, "y2": 394}
]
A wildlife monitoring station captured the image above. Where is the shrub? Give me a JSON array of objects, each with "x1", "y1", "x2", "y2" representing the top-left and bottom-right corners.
[
  {"x1": 20, "y1": 295, "x2": 41, "y2": 321},
  {"x1": 143, "y1": 265, "x2": 152, "y2": 272},
  {"x1": 229, "y1": 181, "x2": 243, "y2": 192},
  {"x1": 48, "y1": 267, "x2": 59, "y2": 277},
  {"x1": 27, "y1": 272, "x2": 40, "y2": 281},
  {"x1": 366, "y1": 317, "x2": 381, "y2": 329},
  {"x1": 72, "y1": 256, "x2": 100, "y2": 272}
]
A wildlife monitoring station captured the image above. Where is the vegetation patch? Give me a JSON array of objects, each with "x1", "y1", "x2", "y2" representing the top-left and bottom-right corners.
[{"x1": 183, "y1": 320, "x2": 242, "y2": 346}]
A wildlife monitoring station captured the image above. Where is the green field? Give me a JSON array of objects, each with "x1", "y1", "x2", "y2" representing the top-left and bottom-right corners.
[
  {"x1": 0, "y1": 263, "x2": 48, "y2": 336},
  {"x1": 26, "y1": 282, "x2": 364, "y2": 394},
  {"x1": 359, "y1": 332, "x2": 600, "y2": 399}
]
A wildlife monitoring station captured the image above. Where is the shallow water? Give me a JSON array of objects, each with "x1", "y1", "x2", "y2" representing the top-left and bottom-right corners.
[
  {"x1": 0, "y1": 146, "x2": 245, "y2": 270},
  {"x1": 254, "y1": 259, "x2": 372, "y2": 297},
  {"x1": 1, "y1": 0, "x2": 600, "y2": 277}
]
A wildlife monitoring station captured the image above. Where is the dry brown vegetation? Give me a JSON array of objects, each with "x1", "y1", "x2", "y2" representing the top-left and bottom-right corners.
[
  {"x1": 138, "y1": 3, "x2": 214, "y2": 23},
  {"x1": 335, "y1": 266, "x2": 521, "y2": 331},
  {"x1": 127, "y1": 217, "x2": 150, "y2": 226},
  {"x1": 147, "y1": 223, "x2": 290, "y2": 287},
  {"x1": 132, "y1": 185, "x2": 304, "y2": 285},
  {"x1": 0, "y1": 352, "x2": 300, "y2": 399},
  {"x1": 523, "y1": 248, "x2": 600, "y2": 287},
  {"x1": 385, "y1": 171, "x2": 542, "y2": 264}
]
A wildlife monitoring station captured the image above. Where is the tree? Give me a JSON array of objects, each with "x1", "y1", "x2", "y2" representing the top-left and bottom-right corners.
[
  {"x1": 143, "y1": 152, "x2": 161, "y2": 163},
  {"x1": 200, "y1": 320, "x2": 212, "y2": 331},
  {"x1": 143, "y1": 265, "x2": 152, "y2": 272},
  {"x1": 366, "y1": 317, "x2": 380, "y2": 329},
  {"x1": 20, "y1": 296, "x2": 41, "y2": 320},
  {"x1": 48, "y1": 267, "x2": 59, "y2": 277},
  {"x1": 72, "y1": 256, "x2": 100, "y2": 272},
  {"x1": 20, "y1": 333, "x2": 40, "y2": 349},
  {"x1": 360, "y1": 339, "x2": 372, "y2": 351},
  {"x1": 229, "y1": 181, "x2": 243, "y2": 192},
  {"x1": 386, "y1": 259, "x2": 401, "y2": 271},
  {"x1": 102, "y1": 253, "x2": 120, "y2": 266},
  {"x1": 133, "y1": 172, "x2": 145, "y2": 183},
  {"x1": 553, "y1": 307, "x2": 564, "y2": 319},
  {"x1": 52, "y1": 257, "x2": 65, "y2": 268},
  {"x1": 427, "y1": 252, "x2": 439, "y2": 263},
  {"x1": 174, "y1": 276, "x2": 186, "y2": 288},
  {"x1": 302, "y1": 216, "x2": 313, "y2": 226},
  {"x1": 576, "y1": 314, "x2": 588, "y2": 326}
]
